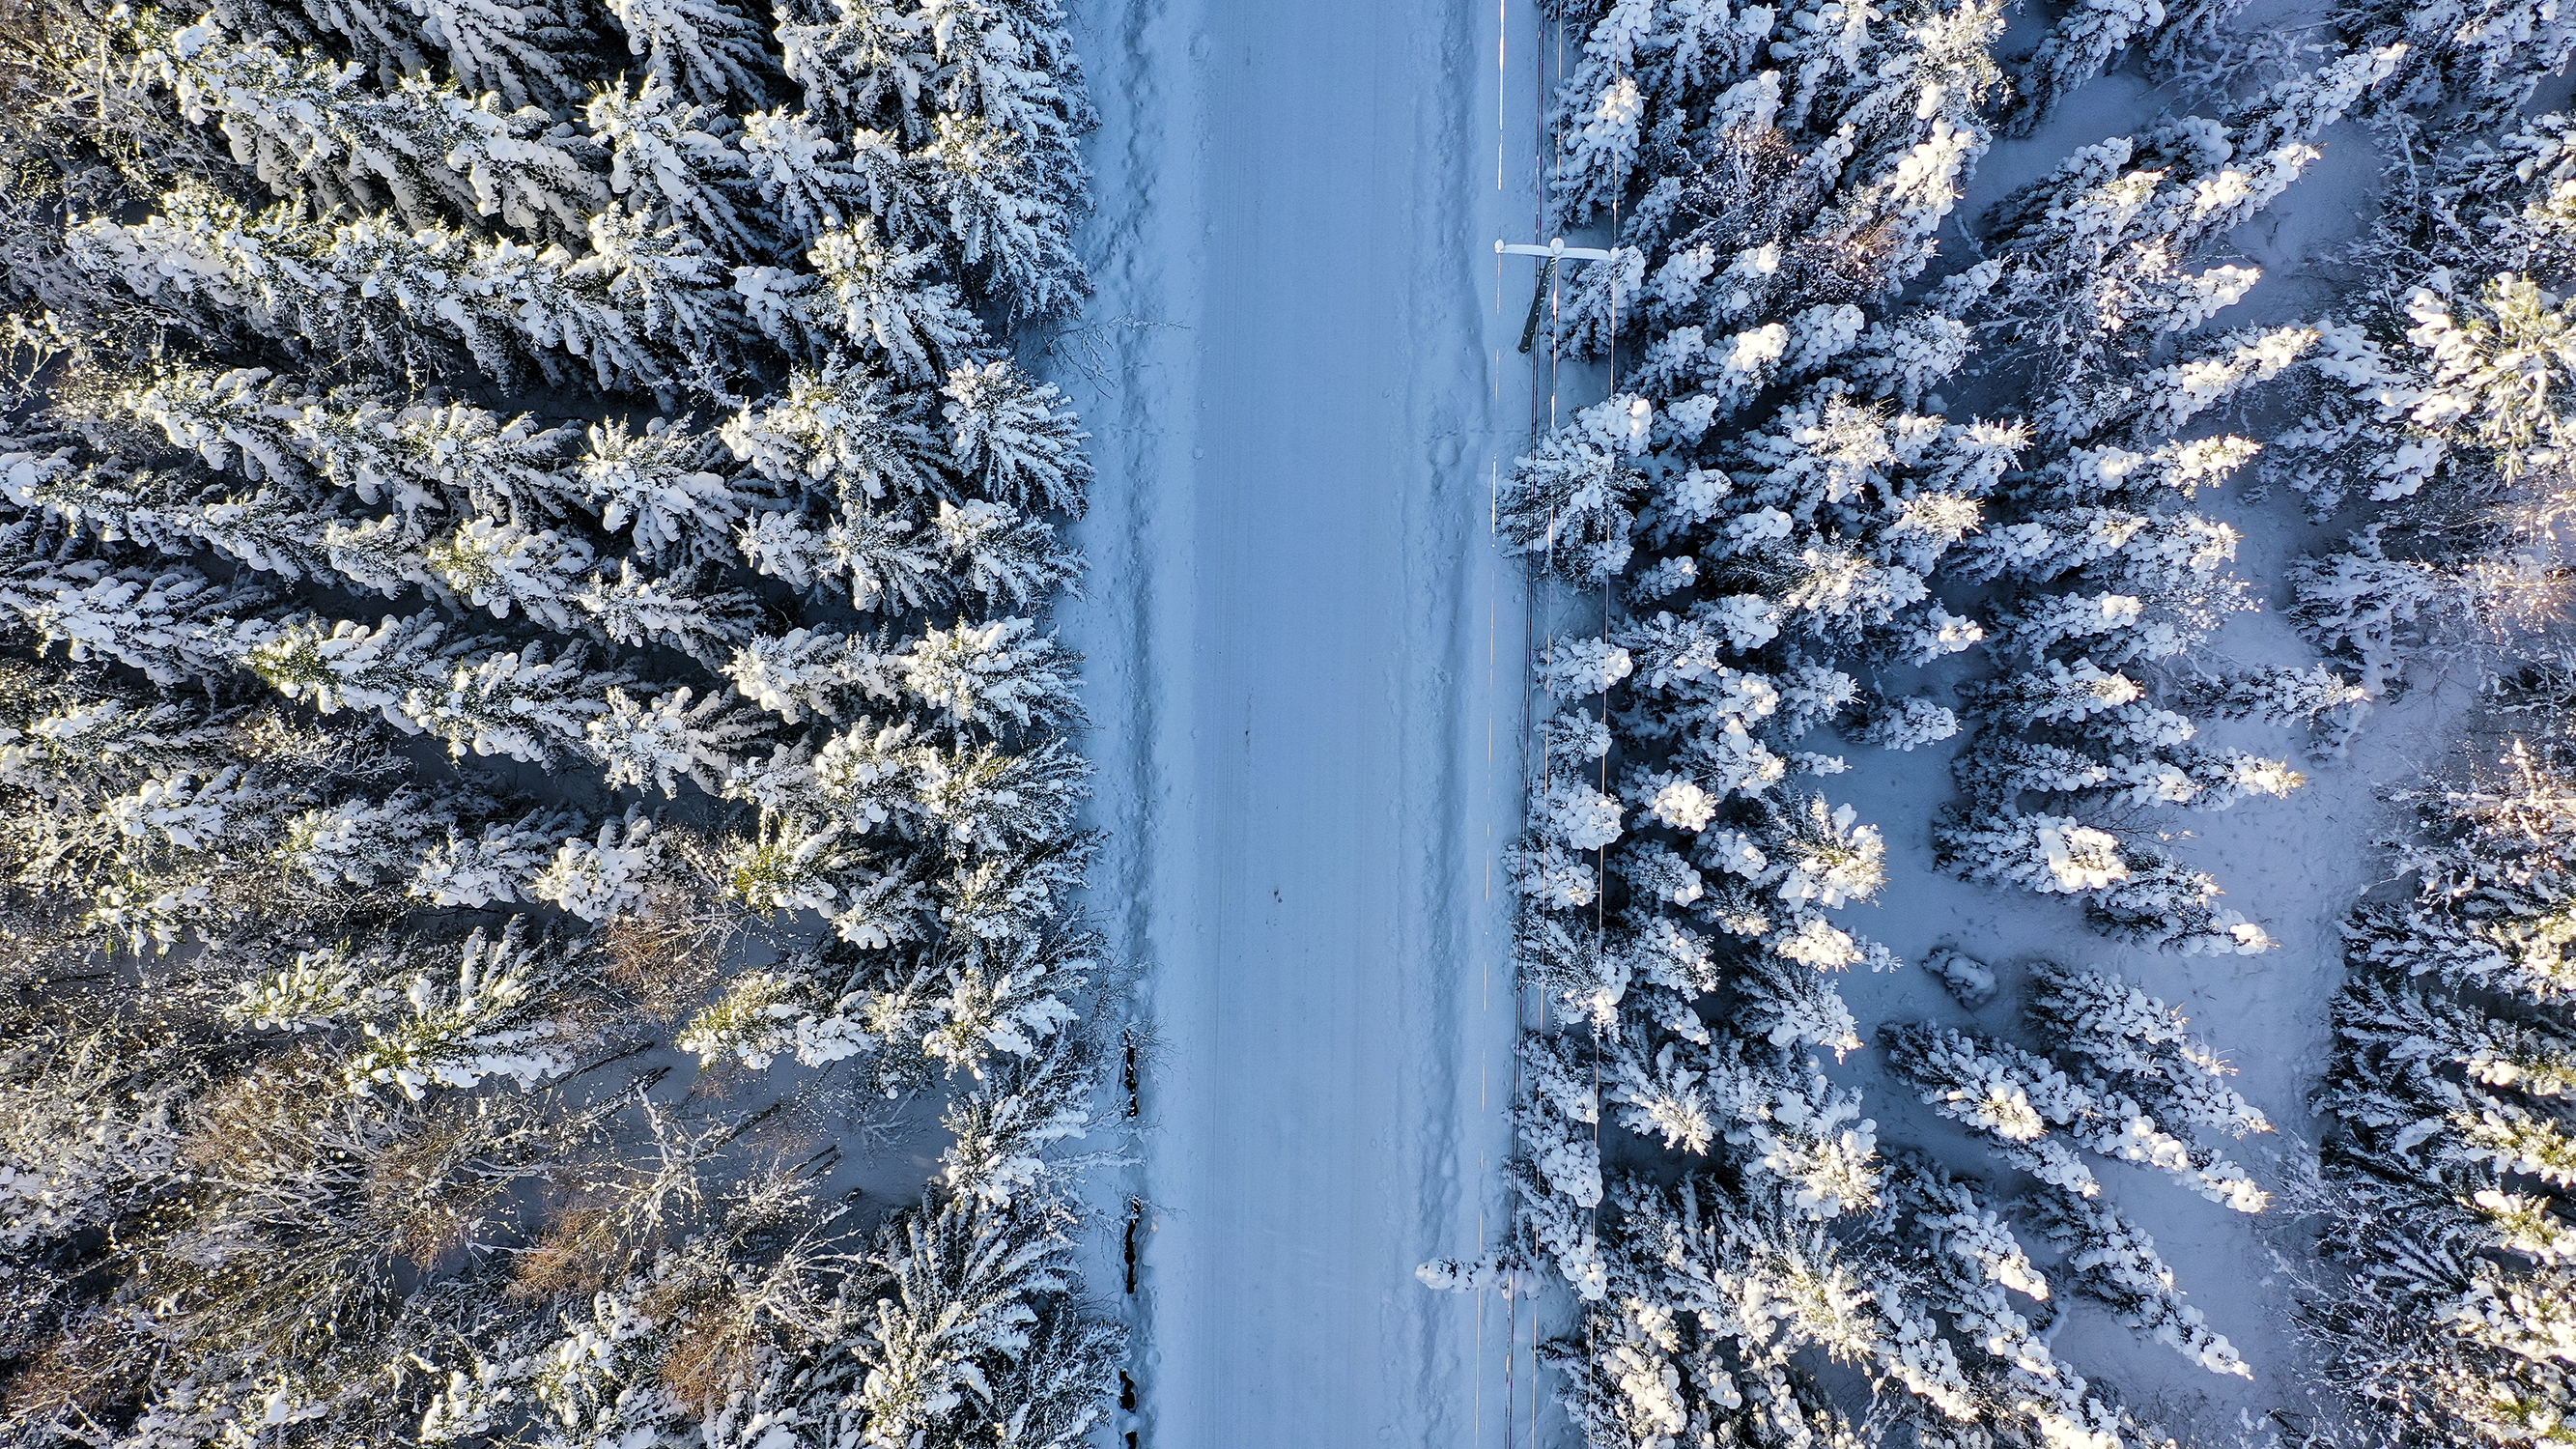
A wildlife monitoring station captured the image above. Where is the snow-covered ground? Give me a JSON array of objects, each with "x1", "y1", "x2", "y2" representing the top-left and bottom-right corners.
[{"x1": 1052, "y1": 0, "x2": 1550, "y2": 1442}]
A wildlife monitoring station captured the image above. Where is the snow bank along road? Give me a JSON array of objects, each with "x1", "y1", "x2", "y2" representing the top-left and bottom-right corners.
[{"x1": 1056, "y1": 0, "x2": 1551, "y2": 1442}]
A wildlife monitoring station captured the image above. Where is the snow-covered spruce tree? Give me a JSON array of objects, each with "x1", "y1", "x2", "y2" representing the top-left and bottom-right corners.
[
  {"x1": 71, "y1": 180, "x2": 740, "y2": 398},
  {"x1": 1563, "y1": 40, "x2": 2374, "y2": 960},
  {"x1": 147, "y1": 17, "x2": 608, "y2": 247},
  {"x1": 0, "y1": 653, "x2": 569, "y2": 950},
  {"x1": 2331, "y1": 0, "x2": 2576, "y2": 126},
  {"x1": 2026, "y1": 961, "x2": 2275, "y2": 1141},
  {"x1": 0, "y1": 0, "x2": 1115, "y2": 1440},
  {"x1": 190, "y1": 0, "x2": 597, "y2": 115},
  {"x1": 607, "y1": 0, "x2": 772, "y2": 105},
  {"x1": 1969, "y1": 45, "x2": 2392, "y2": 415},
  {"x1": 1463, "y1": 589, "x2": 2040, "y2": 1442},
  {"x1": 2028, "y1": 1190, "x2": 2253, "y2": 1378},
  {"x1": 1883, "y1": 1018, "x2": 2270, "y2": 1215},
  {"x1": 1877, "y1": 1157, "x2": 2179, "y2": 1448},
  {"x1": 775, "y1": 0, "x2": 1093, "y2": 319},
  {"x1": 2003, "y1": 0, "x2": 2245, "y2": 140},
  {"x1": 2261, "y1": 104, "x2": 2576, "y2": 697},
  {"x1": 1877, "y1": 967, "x2": 2271, "y2": 1380},
  {"x1": 2297, "y1": 740, "x2": 2576, "y2": 1442}
]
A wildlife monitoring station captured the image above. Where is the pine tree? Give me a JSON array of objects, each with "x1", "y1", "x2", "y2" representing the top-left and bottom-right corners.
[
  {"x1": 405, "y1": 638, "x2": 635, "y2": 763},
  {"x1": 529, "y1": 806, "x2": 664, "y2": 920},
  {"x1": 234, "y1": 919, "x2": 584, "y2": 1097},
  {"x1": 2029, "y1": 961, "x2": 2273, "y2": 1138},
  {"x1": 584, "y1": 684, "x2": 765, "y2": 795},
  {"x1": 720, "y1": 352, "x2": 949, "y2": 504},
  {"x1": 410, "y1": 802, "x2": 585, "y2": 906},
  {"x1": 6, "y1": 562, "x2": 272, "y2": 686},
  {"x1": 1972, "y1": 48, "x2": 2396, "y2": 411},
  {"x1": 110, "y1": 367, "x2": 595, "y2": 522},
  {"x1": 605, "y1": 0, "x2": 771, "y2": 104},
  {"x1": 1497, "y1": 392, "x2": 1654, "y2": 584},
  {"x1": 575, "y1": 414, "x2": 754, "y2": 567},
  {"x1": 2007, "y1": 0, "x2": 2171, "y2": 136},
  {"x1": 2033, "y1": 1191, "x2": 2252, "y2": 1377},
  {"x1": 575, "y1": 557, "x2": 757, "y2": 664},
  {"x1": 2338, "y1": 0, "x2": 2576, "y2": 122},
  {"x1": 750, "y1": 218, "x2": 982, "y2": 380},
  {"x1": 75, "y1": 181, "x2": 734, "y2": 395},
  {"x1": 926, "y1": 110, "x2": 1085, "y2": 318},
  {"x1": 884, "y1": 615, "x2": 1081, "y2": 732},
  {"x1": 583, "y1": 71, "x2": 766, "y2": 258},
  {"x1": 934, "y1": 497, "x2": 1080, "y2": 607},
  {"x1": 151, "y1": 24, "x2": 605, "y2": 243},
  {"x1": 425, "y1": 516, "x2": 595, "y2": 627},
  {"x1": 727, "y1": 626, "x2": 859, "y2": 722},
  {"x1": 241, "y1": 609, "x2": 476, "y2": 726},
  {"x1": 1883, "y1": 1021, "x2": 2269, "y2": 1209},
  {"x1": 1883, "y1": 1164, "x2": 2165, "y2": 1449},
  {"x1": 775, "y1": 0, "x2": 941, "y2": 135},
  {"x1": 737, "y1": 105, "x2": 872, "y2": 240},
  {"x1": 2301, "y1": 737, "x2": 2576, "y2": 1438},
  {"x1": 842, "y1": 1196, "x2": 1115, "y2": 1447},
  {"x1": 277, "y1": 783, "x2": 461, "y2": 887},
  {"x1": 404, "y1": 0, "x2": 594, "y2": 117},
  {"x1": 1848, "y1": 692, "x2": 1960, "y2": 751},
  {"x1": 676, "y1": 960, "x2": 860, "y2": 1068},
  {"x1": 943, "y1": 359, "x2": 1090, "y2": 514},
  {"x1": 15, "y1": 461, "x2": 348, "y2": 589}
]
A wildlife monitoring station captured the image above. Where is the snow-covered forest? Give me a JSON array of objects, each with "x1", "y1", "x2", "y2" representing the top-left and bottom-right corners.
[
  {"x1": 9, "y1": 0, "x2": 2576, "y2": 1438},
  {"x1": 1431, "y1": 0, "x2": 2576, "y2": 1443},
  {"x1": 0, "y1": 0, "x2": 1126, "y2": 1443}
]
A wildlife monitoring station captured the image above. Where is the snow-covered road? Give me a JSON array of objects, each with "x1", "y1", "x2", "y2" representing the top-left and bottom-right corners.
[{"x1": 1056, "y1": 0, "x2": 1546, "y2": 1441}]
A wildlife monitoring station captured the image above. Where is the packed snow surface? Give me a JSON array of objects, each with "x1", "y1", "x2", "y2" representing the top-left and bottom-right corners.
[{"x1": 1057, "y1": 0, "x2": 1548, "y2": 1442}]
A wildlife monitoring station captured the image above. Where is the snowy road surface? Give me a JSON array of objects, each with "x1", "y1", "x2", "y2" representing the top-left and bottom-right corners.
[{"x1": 1057, "y1": 0, "x2": 1546, "y2": 1442}]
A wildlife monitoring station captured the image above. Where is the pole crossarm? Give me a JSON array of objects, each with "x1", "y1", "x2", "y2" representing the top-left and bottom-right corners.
[{"x1": 1495, "y1": 239, "x2": 1616, "y2": 261}]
